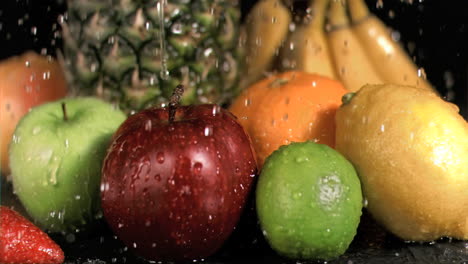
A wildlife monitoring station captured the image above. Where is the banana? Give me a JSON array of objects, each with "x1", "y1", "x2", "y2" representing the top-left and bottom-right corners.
[
  {"x1": 348, "y1": 0, "x2": 437, "y2": 93},
  {"x1": 241, "y1": 0, "x2": 292, "y2": 89},
  {"x1": 326, "y1": 0, "x2": 383, "y2": 92},
  {"x1": 279, "y1": 0, "x2": 337, "y2": 79}
]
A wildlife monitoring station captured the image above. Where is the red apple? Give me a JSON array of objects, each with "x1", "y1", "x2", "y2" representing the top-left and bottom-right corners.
[
  {"x1": 0, "y1": 51, "x2": 68, "y2": 176},
  {"x1": 100, "y1": 86, "x2": 257, "y2": 261}
]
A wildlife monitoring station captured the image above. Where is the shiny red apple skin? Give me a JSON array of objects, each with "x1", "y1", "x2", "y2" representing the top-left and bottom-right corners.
[{"x1": 101, "y1": 104, "x2": 257, "y2": 261}]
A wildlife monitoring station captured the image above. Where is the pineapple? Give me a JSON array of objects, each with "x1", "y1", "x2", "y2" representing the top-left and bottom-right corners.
[{"x1": 60, "y1": 0, "x2": 242, "y2": 113}]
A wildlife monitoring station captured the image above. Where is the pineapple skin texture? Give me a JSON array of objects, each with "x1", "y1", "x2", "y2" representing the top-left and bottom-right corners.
[{"x1": 62, "y1": 0, "x2": 242, "y2": 113}]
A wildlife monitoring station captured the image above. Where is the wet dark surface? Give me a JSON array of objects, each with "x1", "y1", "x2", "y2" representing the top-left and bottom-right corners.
[
  {"x1": 52, "y1": 210, "x2": 468, "y2": 264},
  {"x1": 4, "y1": 179, "x2": 467, "y2": 264}
]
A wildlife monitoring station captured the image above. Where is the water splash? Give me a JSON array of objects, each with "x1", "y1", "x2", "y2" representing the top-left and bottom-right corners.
[{"x1": 157, "y1": 0, "x2": 169, "y2": 80}]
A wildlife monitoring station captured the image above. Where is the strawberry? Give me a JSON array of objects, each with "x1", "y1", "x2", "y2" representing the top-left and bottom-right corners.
[{"x1": 0, "y1": 206, "x2": 64, "y2": 264}]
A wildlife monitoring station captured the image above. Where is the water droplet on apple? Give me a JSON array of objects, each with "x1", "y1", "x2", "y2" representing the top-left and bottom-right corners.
[
  {"x1": 25, "y1": 60, "x2": 31, "y2": 67},
  {"x1": 204, "y1": 126, "x2": 213, "y2": 136},
  {"x1": 64, "y1": 139, "x2": 69, "y2": 148},
  {"x1": 293, "y1": 192, "x2": 303, "y2": 199},
  {"x1": 57, "y1": 210, "x2": 65, "y2": 221},
  {"x1": 145, "y1": 220, "x2": 152, "y2": 227},
  {"x1": 100, "y1": 182, "x2": 110, "y2": 192},
  {"x1": 244, "y1": 98, "x2": 252, "y2": 107},
  {"x1": 75, "y1": 195, "x2": 81, "y2": 200},
  {"x1": 118, "y1": 223, "x2": 124, "y2": 229},
  {"x1": 32, "y1": 126, "x2": 41, "y2": 135},
  {"x1": 193, "y1": 162, "x2": 203, "y2": 175},
  {"x1": 212, "y1": 105, "x2": 221, "y2": 116},
  {"x1": 295, "y1": 156, "x2": 309, "y2": 163},
  {"x1": 156, "y1": 152, "x2": 165, "y2": 163},
  {"x1": 154, "y1": 174, "x2": 161, "y2": 181},
  {"x1": 145, "y1": 119, "x2": 152, "y2": 131}
]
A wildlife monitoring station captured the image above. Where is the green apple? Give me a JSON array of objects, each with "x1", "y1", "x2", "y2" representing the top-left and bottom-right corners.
[
  {"x1": 9, "y1": 97, "x2": 126, "y2": 232},
  {"x1": 256, "y1": 141, "x2": 363, "y2": 261}
]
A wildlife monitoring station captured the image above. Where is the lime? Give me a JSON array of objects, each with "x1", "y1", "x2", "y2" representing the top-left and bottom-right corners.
[{"x1": 256, "y1": 141, "x2": 362, "y2": 260}]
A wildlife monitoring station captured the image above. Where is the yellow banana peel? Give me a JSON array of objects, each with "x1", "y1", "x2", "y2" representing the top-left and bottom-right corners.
[
  {"x1": 348, "y1": 0, "x2": 437, "y2": 94},
  {"x1": 327, "y1": 0, "x2": 384, "y2": 92}
]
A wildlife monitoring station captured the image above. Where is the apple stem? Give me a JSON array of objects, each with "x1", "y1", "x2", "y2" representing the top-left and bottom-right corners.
[
  {"x1": 61, "y1": 102, "x2": 68, "y2": 121},
  {"x1": 168, "y1": 84, "x2": 184, "y2": 123}
]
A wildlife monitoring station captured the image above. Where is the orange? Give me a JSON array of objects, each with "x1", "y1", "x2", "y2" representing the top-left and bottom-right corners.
[{"x1": 229, "y1": 71, "x2": 347, "y2": 168}]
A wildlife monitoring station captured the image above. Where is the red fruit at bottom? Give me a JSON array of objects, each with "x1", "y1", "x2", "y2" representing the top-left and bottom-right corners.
[{"x1": 0, "y1": 206, "x2": 64, "y2": 264}]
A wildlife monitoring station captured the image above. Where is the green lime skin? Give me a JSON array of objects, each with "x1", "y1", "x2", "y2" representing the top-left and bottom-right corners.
[
  {"x1": 256, "y1": 141, "x2": 363, "y2": 260},
  {"x1": 9, "y1": 97, "x2": 126, "y2": 232}
]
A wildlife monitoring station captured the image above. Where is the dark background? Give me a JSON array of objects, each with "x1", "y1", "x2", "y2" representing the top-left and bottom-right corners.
[{"x1": 0, "y1": 0, "x2": 467, "y2": 118}]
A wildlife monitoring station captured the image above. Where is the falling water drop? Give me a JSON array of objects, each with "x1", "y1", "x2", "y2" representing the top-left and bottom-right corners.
[
  {"x1": 376, "y1": 0, "x2": 384, "y2": 8},
  {"x1": 171, "y1": 22, "x2": 183, "y2": 34},
  {"x1": 157, "y1": 0, "x2": 169, "y2": 80},
  {"x1": 363, "y1": 198, "x2": 369, "y2": 208}
]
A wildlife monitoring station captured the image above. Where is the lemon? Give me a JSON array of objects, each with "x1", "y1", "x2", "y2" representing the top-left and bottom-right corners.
[
  {"x1": 256, "y1": 141, "x2": 362, "y2": 260},
  {"x1": 335, "y1": 84, "x2": 468, "y2": 241}
]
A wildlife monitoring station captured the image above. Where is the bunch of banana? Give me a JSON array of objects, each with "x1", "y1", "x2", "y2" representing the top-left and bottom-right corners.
[
  {"x1": 279, "y1": 0, "x2": 336, "y2": 80},
  {"x1": 241, "y1": 0, "x2": 437, "y2": 94},
  {"x1": 347, "y1": 0, "x2": 434, "y2": 91},
  {"x1": 327, "y1": 0, "x2": 383, "y2": 92},
  {"x1": 240, "y1": 0, "x2": 291, "y2": 89}
]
